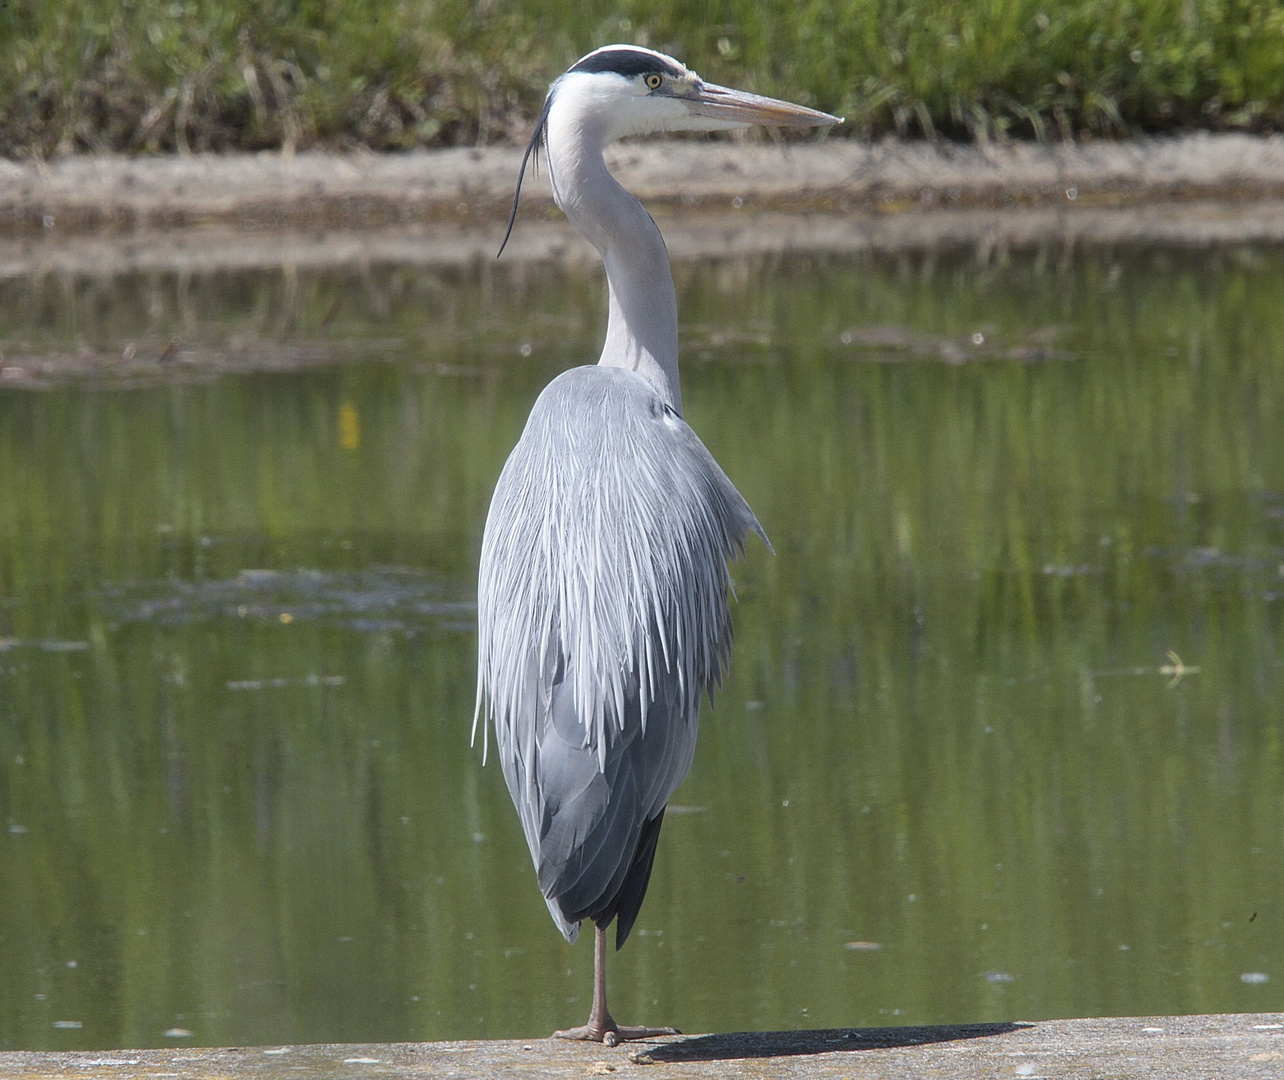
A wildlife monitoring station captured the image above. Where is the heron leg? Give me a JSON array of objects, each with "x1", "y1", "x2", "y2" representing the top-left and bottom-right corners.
[{"x1": 551, "y1": 923, "x2": 679, "y2": 1046}]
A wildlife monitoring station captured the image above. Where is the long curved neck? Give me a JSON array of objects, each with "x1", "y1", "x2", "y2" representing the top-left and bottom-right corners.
[{"x1": 545, "y1": 101, "x2": 683, "y2": 414}]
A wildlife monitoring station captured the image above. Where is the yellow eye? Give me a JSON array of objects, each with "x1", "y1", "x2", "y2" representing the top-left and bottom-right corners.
[{"x1": 644, "y1": 73, "x2": 662, "y2": 90}]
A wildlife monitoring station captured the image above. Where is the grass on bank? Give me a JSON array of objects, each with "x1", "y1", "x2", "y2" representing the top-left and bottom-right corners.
[{"x1": 2, "y1": 0, "x2": 1283, "y2": 157}]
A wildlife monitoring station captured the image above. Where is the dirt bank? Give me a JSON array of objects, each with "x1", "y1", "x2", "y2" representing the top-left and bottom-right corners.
[
  {"x1": 5, "y1": 200, "x2": 1284, "y2": 284},
  {"x1": 3, "y1": 135, "x2": 1283, "y2": 387},
  {"x1": 2, "y1": 134, "x2": 1283, "y2": 282},
  {"x1": 4, "y1": 134, "x2": 1284, "y2": 238}
]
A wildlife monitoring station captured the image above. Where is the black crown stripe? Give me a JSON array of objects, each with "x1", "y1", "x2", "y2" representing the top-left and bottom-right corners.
[{"x1": 568, "y1": 48, "x2": 685, "y2": 80}]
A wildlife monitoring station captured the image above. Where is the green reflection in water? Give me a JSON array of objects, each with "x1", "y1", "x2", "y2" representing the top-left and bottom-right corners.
[{"x1": 1, "y1": 245, "x2": 1282, "y2": 1049}]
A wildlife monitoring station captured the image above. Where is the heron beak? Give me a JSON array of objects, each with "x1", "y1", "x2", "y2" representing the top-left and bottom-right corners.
[{"x1": 682, "y1": 82, "x2": 843, "y2": 128}]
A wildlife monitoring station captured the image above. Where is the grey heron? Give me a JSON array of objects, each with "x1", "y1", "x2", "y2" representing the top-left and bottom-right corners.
[{"x1": 474, "y1": 44, "x2": 840, "y2": 1045}]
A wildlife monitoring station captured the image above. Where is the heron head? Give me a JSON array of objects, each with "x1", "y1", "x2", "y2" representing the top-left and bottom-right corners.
[
  {"x1": 552, "y1": 45, "x2": 842, "y2": 140},
  {"x1": 497, "y1": 45, "x2": 842, "y2": 256}
]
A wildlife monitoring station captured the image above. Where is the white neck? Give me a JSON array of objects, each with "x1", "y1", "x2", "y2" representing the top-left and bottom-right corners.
[{"x1": 544, "y1": 95, "x2": 683, "y2": 415}]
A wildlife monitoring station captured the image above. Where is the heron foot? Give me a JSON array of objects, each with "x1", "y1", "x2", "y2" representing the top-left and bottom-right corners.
[{"x1": 552, "y1": 1023, "x2": 680, "y2": 1047}]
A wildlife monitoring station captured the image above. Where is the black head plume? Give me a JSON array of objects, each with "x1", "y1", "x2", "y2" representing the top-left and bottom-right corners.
[{"x1": 497, "y1": 94, "x2": 554, "y2": 259}]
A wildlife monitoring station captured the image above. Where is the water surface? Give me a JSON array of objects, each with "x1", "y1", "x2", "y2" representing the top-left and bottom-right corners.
[{"x1": 1, "y1": 242, "x2": 1282, "y2": 1048}]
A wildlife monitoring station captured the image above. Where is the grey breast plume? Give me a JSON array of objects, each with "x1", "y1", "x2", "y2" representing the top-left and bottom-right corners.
[{"x1": 476, "y1": 365, "x2": 767, "y2": 942}]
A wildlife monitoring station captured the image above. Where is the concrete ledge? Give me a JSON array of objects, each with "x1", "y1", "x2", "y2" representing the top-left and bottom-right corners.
[
  {"x1": 3, "y1": 134, "x2": 1284, "y2": 237},
  {"x1": 2, "y1": 1014, "x2": 1282, "y2": 1079}
]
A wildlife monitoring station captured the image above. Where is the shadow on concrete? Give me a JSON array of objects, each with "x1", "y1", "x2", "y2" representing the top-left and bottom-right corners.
[{"x1": 632, "y1": 1022, "x2": 1030, "y2": 1064}]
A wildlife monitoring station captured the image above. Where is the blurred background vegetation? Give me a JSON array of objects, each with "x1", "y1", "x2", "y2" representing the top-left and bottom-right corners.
[{"x1": 2, "y1": 0, "x2": 1283, "y2": 158}]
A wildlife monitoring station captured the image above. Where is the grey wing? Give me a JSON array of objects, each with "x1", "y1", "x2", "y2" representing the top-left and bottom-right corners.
[
  {"x1": 512, "y1": 639, "x2": 692, "y2": 944},
  {"x1": 475, "y1": 367, "x2": 766, "y2": 943}
]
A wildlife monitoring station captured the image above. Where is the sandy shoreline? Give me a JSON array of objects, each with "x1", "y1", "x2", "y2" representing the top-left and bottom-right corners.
[
  {"x1": 2, "y1": 134, "x2": 1283, "y2": 280},
  {"x1": 3, "y1": 133, "x2": 1284, "y2": 237},
  {"x1": 5, "y1": 200, "x2": 1284, "y2": 283},
  {"x1": 3, "y1": 134, "x2": 1283, "y2": 386}
]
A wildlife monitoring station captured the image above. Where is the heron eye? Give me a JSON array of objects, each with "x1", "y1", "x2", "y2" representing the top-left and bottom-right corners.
[{"x1": 644, "y1": 73, "x2": 662, "y2": 90}]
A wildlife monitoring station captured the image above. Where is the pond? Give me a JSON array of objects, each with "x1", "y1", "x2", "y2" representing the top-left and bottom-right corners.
[{"x1": 1, "y1": 238, "x2": 1282, "y2": 1049}]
